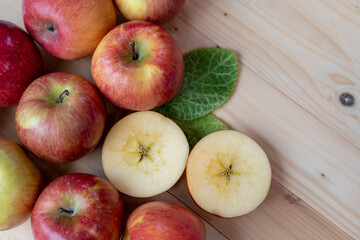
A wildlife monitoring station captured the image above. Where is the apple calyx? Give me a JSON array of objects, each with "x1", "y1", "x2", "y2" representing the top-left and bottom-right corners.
[
  {"x1": 58, "y1": 207, "x2": 75, "y2": 217},
  {"x1": 46, "y1": 23, "x2": 56, "y2": 32},
  {"x1": 219, "y1": 164, "x2": 236, "y2": 181},
  {"x1": 138, "y1": 144, "x2": 149, "y2": 162},
  {"x1": 58, "y1": 89, "x2": 69, "y2": 103},
  {"x1": 129, "y1": 40, "x2": 138, "y2": 61}
]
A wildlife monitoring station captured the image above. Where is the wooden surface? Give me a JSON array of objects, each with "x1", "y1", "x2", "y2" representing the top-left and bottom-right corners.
[{"x1": 0, "y1": 0, "x2": 359, "y2": 239}]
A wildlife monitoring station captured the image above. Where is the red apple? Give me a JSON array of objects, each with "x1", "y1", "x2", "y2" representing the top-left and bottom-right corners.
[
  {"x1": 0, "y1": 137, "x2": 42, "y2": 231},
  {"x1": 91, "y1": 20, "x2": 184, "y2": 111},
  {"x1": 124, "y1": 201, "x2": 206, "y2": 240},
  {"x1": 15, "y1": 72, "x2": 106, "y2": 163},
  {"x1": 31, "y1": 173, "x2": 123, "y2": 240},
  {"x1": 0, "y1": 20, "x2": 43, "y2": 107},
  {"x1": 22, "y1": 0, "x2": 116, "y2": 60},
  {"x1": 114, "y1": 0, "x2": 186, "y2": 25}
]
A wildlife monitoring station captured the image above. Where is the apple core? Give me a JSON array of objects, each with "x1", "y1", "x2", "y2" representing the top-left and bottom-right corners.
[
  {"x1": 138, "y1": 144, "x2": 150, "y2": 162},
  {"x1": 219, "y1": 164, "x2": 237, "y2": 181}
]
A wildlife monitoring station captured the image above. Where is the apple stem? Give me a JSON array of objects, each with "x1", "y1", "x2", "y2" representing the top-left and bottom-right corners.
[
  {"x1": 58, "y1": 207, "x2": 75, "y2": 217},
  {"x1": 129, "y1": 40, "x2": 138, "y2": 61},
  {"x1": 58, "y1": 90, "x2": 70, "y2": 103}
]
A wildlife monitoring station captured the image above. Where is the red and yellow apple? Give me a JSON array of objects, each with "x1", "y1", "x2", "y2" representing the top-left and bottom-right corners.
[
  {"x1": 31, "y1": 173, "x2": 123, "y2": 240},
  {"x1": 114, "y1": 0, "x2": 186, "y2": 25},
  {"x1": 186, "y1": 130, "x2": 272, "y2": 218},
  {"x1": 102, "y1": 111, "x2": 189, "y2": 197},
  {"x1": 0, "y1": 20, "x2": 43, "y2": 107},
  {"x1": 0, "y1": 138, "x2": 42, "y2": 231},
  {"x1": 22, "y1": 0, "x2": 116, "y2": 60},
  {"x1": 15, "y1": 72, "x2": 106, "y2": 163},
  {"x1": 124, "y1": 201, "x2": 206, "y2": 240},
  {"x1": 91, "y1": 20, "x2": 184, "y2": 111}
]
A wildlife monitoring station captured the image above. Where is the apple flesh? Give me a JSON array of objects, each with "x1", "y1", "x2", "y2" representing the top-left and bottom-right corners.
[
  {"x1": 114, "y1": 0, "x2": 185, "y2": 25},
  {"x1": 124, "y1": 201, "x2": 206, "y2": 240},
  {"x1": 31, "y1": 173, "x2": 123, "y2": 240},
  {"x1": 186, "y1": 130, "x2": 272, "y2": 218},
  {"x1": 22, "y1": 0, "x2": 116, "y2": 60},
  {"x1": 0, "y1": 138, "x2": 42, "y2": 231},
  {"x1": 15, "y1": 72, "x2": 106, "y2": 163},
  {"x1": 102, "y1": 111, "x2": 189, "y2": 197},
  {"x1": 0, "y1": 20, "x2": 43, "y2": 107},
  {"x1": 91, "y1": 20, "x2": 184, "y2": 111}
]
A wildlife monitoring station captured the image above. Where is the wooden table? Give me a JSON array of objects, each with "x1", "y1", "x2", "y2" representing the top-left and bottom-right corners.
[{"x1": 1, "y1": 0, "x2": 359, "y2": 239}]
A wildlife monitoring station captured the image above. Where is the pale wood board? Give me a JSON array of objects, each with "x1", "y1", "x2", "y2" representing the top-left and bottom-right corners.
[{"x1": 0, "y1": 0, "x2": 359, "y2": 239}]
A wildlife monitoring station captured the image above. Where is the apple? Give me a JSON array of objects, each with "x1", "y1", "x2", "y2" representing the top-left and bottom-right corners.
[
  {"x1": 22, "y1": 0, "x2": 116, "y2": 60},
  {"x1": 0, "y1": 137, "x2": 42, "y2": 231},
  {"x1": 31, "y1": 173, "x2": 123, "y2": 240},
  {"x1": 0, "y1": 20, "x2": 43, "y2": 107},
  {"x1": 186, "y1": 130, "x2": 272, "y2": 218},
  {"x1": 102, "y1": 111, "x2": 189, "y2": 197},
  {"x1": 15, "y1": 72, "x2": 106, "y2": 163},
  {"x1": 114, "y1": 0, "x2": 186, "y2": 25},
  {"x1": 91, "y1": 20, "x2": 184, "y2": 111},
  {"x1": 123, "y1": 201, "x2": 206, "y2": 240}
]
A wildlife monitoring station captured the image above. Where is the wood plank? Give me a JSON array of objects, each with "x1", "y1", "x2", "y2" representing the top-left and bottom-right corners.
[
  {"x1": 169, "y1": 176, "x2": 352, "y2": 240},
  {"x1": 164, "y1": 1, "x2": 360, "y2": 237},
  {"x1": 180, "y1": 0, "x2": 360, "y2": 147},
  {"x1": 215, "y1": 65, "x2": 360, "y2": 238}
]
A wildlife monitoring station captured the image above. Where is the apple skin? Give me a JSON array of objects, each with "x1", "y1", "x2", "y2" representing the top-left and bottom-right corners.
[
  {"x1": 124, "y1": 201, "x2": 206, "y2": 240},
  {"x1": 15, "y1": 72, "x2": 106, "y2": 163},
  {"x1": 22, "y1": 0, "x2": 116, "y2": 60},
  {"x1": 31, "y1": 173, "x2": 123, "y2": 240},
  {"x1": 91, "y1": 20, "x2": 184, "y2": 111},
  {"x1": 114, "y1": 0, "x2": 185, "y2": 25},
  {"x1": 0, "y1": 137, "x2": 42, "y2": 231},
  {"x1": 0, "y1": 20, "x2": 43, "y2": 107}
]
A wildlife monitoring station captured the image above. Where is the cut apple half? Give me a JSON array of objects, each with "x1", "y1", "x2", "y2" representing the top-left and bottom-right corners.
[
  {"x1": 102, "y1": 111, "x2": 189, "y2": 197},
  {"x1": 186, "y1": 130, "x2": 271, "y2": 218}
]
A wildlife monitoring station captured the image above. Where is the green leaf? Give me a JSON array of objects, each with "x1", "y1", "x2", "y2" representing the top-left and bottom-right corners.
[
  {"x1": 175, "y1": 113, "x2": 228, "y2": 149},
  {"x1": 155, "y1": 48, "x2": 238, "y2": 120}
]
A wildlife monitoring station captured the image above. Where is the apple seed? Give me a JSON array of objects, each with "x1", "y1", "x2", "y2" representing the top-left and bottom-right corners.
[
  {"x1": 138, "y1": 144, "x2": 149, "y2": 162},
  {"x1": 219, "y1": 164, "x2": 235, "y2": 181}
]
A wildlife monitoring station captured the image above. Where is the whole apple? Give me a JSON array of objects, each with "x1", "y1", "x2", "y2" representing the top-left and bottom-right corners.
[
  {"x1": 22, "y1": 0, "x2": 116, "y2": 60},
  {"x1": 114, "y1": 0, "x2": 186, "y2": 25},
  {"x1": 31, "y1": 173, "x2": 123, "y2": 240},
  {"x1": 15, "y1": 72, "x2": 106, "y2": 163},
  {"x1": 91, "y1": 20, "x2": 184, "y2": 111},
  {"x1": 0, "y1": 138, "x2": 42, "y2": 231},
  {"x1": 0, "y1": 20, "x2": 43, "y2": 107},
  {"x1": 124, "y1": 201, "x2": 206, "y2": 240}
]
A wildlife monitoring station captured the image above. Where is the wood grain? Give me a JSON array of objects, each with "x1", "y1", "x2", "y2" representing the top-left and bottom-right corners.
[
  {"x1": 170, "y1": 176, "x2": 352, "y2": 240},
  {"x1": 0, "y1": 0, "x2": 359, "y2": 239},
  {"x1": 167, "y1": 0, "x2": 360, "y2": 237}
]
